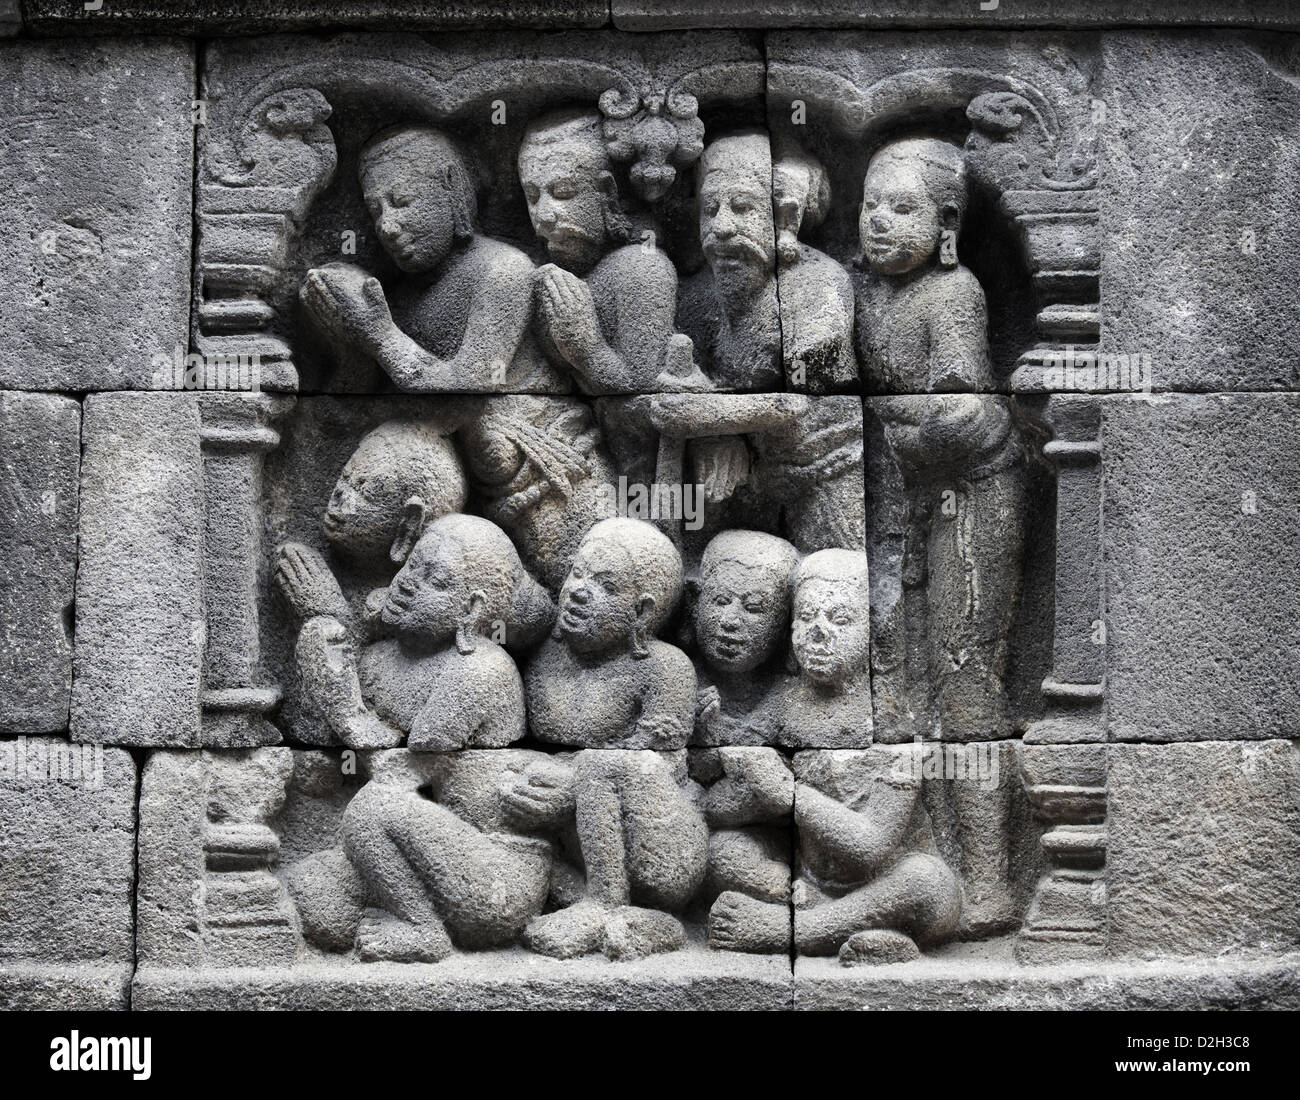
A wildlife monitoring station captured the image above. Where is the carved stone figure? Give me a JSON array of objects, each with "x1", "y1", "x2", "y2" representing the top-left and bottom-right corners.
[
  {"x1": 677, "y1": 131, "x2": 855, "y2": 392},
  {"x1": 521, "y1": 518, "x2": 706, "y2": 958},
  {"x1": 287, "y1": 749, "x2": 575, "y2": 961},
  {"x1": 853, "y1": 137, "x2": 1027, "y2": 937},
  {"x1": 293, "y1": 513, "x2": 542, "y2": 751},
  {"x1": 525, "y1": 517, "x2": 695, "y2": 751},
  {"x1": 710, "y1": 746, "x2": 961, "y2": 961},
  {"x1": 519, "y1": 109, "x2": 708, "y2": 394},
  {"x1": 772, "y1": 144, "x2": 859, "y2": 392},
  {"x1": 692, "y1": 747, "x2": 795, "y2": 954},
  {"x1": 691, "y1": 530, "x2": 799, "y2": 747},
  {"x1": 300, "y1": 125, "x2": 565, "y2": 392},
  {"x1": 276, "y1": 419, "x2": 467, "y2": 630},
  {"x1": 676, "y1": 130, "x2": 782, "y2": 391},
  {"x1": 457, "y1": 395, "x2": 619, "y2": 592},
  {"x1": 765, "y1": 549, "x2": 873, "y2": 749},
  {"x1": 522, "y1": 749, "x2": 709, "y2": 961}
]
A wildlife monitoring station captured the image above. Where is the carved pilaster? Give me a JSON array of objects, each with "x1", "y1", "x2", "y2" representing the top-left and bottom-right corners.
[
  {"x1": 199, "y1": 392, "x2": 295, "y2": 747},
  {"x1": 1016, "y1": 393, "x2": 1108, "y2": 964},
  {"x1": 201, "y1": 749, "x2": 299, "y2": 965}
]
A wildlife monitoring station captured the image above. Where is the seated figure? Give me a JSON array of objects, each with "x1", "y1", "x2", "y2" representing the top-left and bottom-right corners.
[
  {"x1": 518, "y1": 109, "x2": 709, "y2": 394},
  {"x1": 765, "y1": 549, "x2": 873, "y2": 748},
  {"x1": 691, "y1": 529, "x2": 800, "y2": 746},
  {"x1": 691, "y1": 747, "x2": 795, "y2": 954},
  {"x1": 300, "y1": 124, "x2": 565, "y2": 392},
  {"x1": 286, "y1": 748, "x2": 579, "y2": 962},
  {"x1": 710, "y1": 745, "x2": 962, "y2": 961},
  {"x1": 525, "y1": 517, "x2": 695, "y2": 750},
  {"x1": 522, "y1": 518, "x2": 707, "y2": 959},
  {"x1": 295, "y1": 513, "x2": 540, "y2": 750}
]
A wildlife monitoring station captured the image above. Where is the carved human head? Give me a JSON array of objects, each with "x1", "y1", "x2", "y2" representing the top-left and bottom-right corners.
[
  {"x1": 860, "y1": 138, "x2": 967, "y2": 277},
  {"x1": 519, "y1": 109, "x2": 627, "y2": 272},
  {"x1": 380, "y1": 513, "x2": 519, "y2": 653},
  {"x1": 695, "y1": 530, "x2": 799, "y2": 675},
  {"x1": 359, "y1": 125, "x2": 478, "y2": 273},
  {"x1": 790, "y1": 549, "x2": 870, "y2": 687},
  {"x1": 772, "y1": 146, "x2": 831, "y2": 264},
  {"x1": 556, "y1": 518, "x2": 682, "y2": 657},
  {"x1": 325, "y1": 420, "x2": 467, "y2": 567},
  {"x1": 697, "y1": 130, "x2": 777, "y2": 279}
]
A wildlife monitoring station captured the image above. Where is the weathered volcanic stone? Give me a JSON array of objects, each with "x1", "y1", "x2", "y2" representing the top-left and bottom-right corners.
[
  {"x1": 0, "y1": 393, "x2": 79, "y2": 733},
  {"x1": 0, "y1": 737, "x2": 136, "y2": 1009},
  {"x1": 1101, "y1": 393, "x2": 1300, "y2": 741},
  {"x1": 1099, "y1": 33, "x2": 1300, "y2": 390},
  {"x1": 615, "y1": 2, "x2": 1300, "y2": 31},
  {"x1": 24, "y1": 1, "x2": 608, "y2": 35},
  {"x1": 72, "y1": 393, "x2": 205, "y2": 747},
  {"x1": 0, "y1": 38, "x2": 193, "y2": 390},
  {"x1": 796, "y1": 939, "x2": 1300, "y2": 1011},
  {"x1": 133, "y1": 940, "x2": 793, "y2": 1010},
  {"x1": 1107, "y1": 740, "x2": 1300, "y2": 959}
]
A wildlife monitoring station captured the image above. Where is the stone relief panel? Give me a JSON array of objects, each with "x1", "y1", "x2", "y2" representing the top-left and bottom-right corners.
[
  {"x1": 11, "y1": 19, "x2": 1291, "y2": 1012},
  {"x1": 132, "y1": 28, "x2": 1114, "y2": 987}
]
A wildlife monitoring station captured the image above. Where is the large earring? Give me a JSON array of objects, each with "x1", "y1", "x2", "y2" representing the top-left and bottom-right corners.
[{"x1": 455, "y1": 591, "x2": 487, "y2": 656}]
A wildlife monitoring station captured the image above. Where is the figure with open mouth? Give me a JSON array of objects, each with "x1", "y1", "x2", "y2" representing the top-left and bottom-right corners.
[{"x1": 521, "y1": 518, "x2": 708, "y2": 960}]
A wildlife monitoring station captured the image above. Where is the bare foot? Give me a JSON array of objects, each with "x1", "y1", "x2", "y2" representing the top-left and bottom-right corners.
[
  {"x1": 838, "y1": 928, "x2": 920, "y2": 967},
  {"x1": 356, "y1": 908, "x2": 452, "y2": 963},
  {"x1": 522, "y1": 902, "x2": 606, "y2": 959},
  {"x1": 601, "y1": 906, "x2": 685, "y2": 961},
  {"x1": 708, "y1": 891, "x2": 791, "y2": 954}
]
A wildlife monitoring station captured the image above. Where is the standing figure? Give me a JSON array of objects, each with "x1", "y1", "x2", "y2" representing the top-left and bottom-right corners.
[{"x1": 853, "y1": 137, "x2": 1027, "y2": 936}]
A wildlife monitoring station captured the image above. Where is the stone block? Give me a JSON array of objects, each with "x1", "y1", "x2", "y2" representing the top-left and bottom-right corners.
[
  {"x1": 1101, "y1": 393, "x2": 1300, "y2": 741},
  {"x1": 1099, "y1": 33, "x2": 1300, "y2": 390},
  {"x1": 1107, "y1": 740, "x2": 1300, "y2": 959},
  {"x1": 0, "y1": 38, "x2": 194, "y2": 390},
  {"x1": 0, "y1": 737, "x2": 136, "y2": 1009},
  {"x1": 0, "y1": 392, "x2": 79, "y2": 733},
  {"x1": 72, "y1": 392, "x2": 205, "y2": 747}
]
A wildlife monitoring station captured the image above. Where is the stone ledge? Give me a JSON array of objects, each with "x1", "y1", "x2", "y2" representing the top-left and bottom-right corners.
[
  {"x1": 795, "y1": 939, "x2": 1300, "y2": 1010},
  {"x1": 132, "y1": 943, "x2": 793, "y2": 1010},
  {"x1": 0, "y1": 963, "x2": 134, "y2": 1011},
  {"x1": 615, "y1": 2, "x2": 1300, "y2": 31},
  {"x1": 20, "y1": 1, "x2": 609, "y2": 35}
]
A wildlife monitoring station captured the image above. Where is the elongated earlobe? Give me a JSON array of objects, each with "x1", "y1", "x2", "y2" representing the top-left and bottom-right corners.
[
  {"x1": 630, "y1": 594, "x2": 655, "y2": 659},
  {"x1": 389, "y1": 496, "x2": 428, "y2": 565},
  {"x1": 456, "y1": 591, "x2": 488, "y2": 656}
]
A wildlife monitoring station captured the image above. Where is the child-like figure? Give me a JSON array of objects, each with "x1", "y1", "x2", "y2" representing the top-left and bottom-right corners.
[
  {"x1": 522, "y1": 518, "x2": 707, "y2": 959},
  {"x1": 691, "y1": 529, "x2": 800, "y2": 746},
  {"x1": 295, "y1": 513, "x2": 536, "y2": 751},
  {"x1": 525, "y1": 517, "x2": 695, "y2": 750},
  {"x1": 710, "y1": 746, "x2": 961, "y2": 961},
  {"x1": 300, "y1": 125, "x2": 565, "y2": 392},
  {"x1": 765, "y1": 549, "x2": 873, "y2": 748}
]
